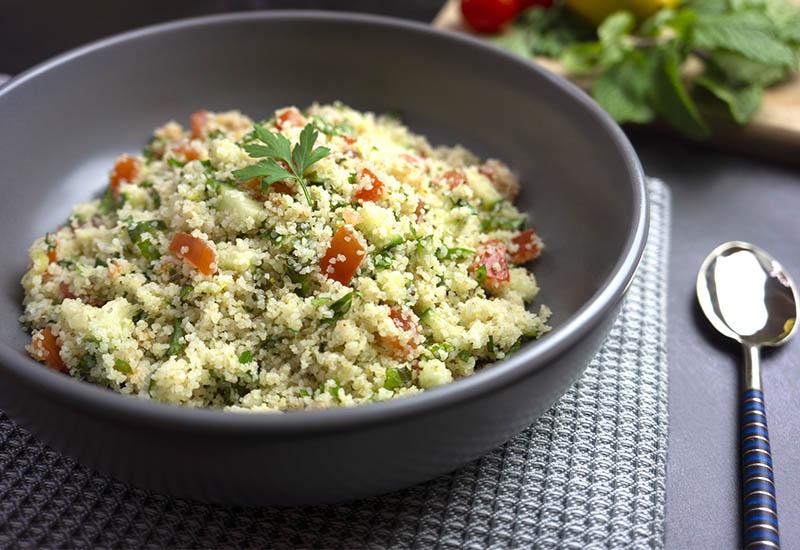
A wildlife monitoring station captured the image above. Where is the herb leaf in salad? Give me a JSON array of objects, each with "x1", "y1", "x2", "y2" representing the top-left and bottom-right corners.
[
  {"x1": 490, "y1": 0, "x2": 800, "y2": 138},
  {"x1": 234, "y1": 123, "x2": 331, "y2": 207}
]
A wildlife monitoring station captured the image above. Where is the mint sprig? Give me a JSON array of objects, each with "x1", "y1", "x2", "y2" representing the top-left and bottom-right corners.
[
  {"x1": 234, "y1": 123, "x2": 330, "y2": 207},
  {"x1": 495, "y1": 1, "x2": 800, "y2": 138}
]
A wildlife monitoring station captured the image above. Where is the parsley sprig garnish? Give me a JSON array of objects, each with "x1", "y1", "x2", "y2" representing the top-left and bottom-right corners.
[{"x1": 234, "y1": 123, "x2": 330, "y2": 207}]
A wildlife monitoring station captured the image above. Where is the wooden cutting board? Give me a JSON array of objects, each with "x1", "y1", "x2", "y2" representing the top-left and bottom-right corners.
[{"x1": 434, "y1": 0, "x2": 800, "y2": 163}]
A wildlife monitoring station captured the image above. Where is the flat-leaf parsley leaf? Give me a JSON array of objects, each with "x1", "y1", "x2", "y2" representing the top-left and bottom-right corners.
[{"x1": 234, "y1": 123, "x2": 331, "y2": 207}]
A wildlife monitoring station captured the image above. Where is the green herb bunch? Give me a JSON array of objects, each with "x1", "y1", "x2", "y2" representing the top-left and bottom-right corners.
[
  {"x1": 234, "y1": 122, "x2": 331, "y2": 206},
  {"x1": 494, "y1": 0, "x2": 800, "y2": 138}
]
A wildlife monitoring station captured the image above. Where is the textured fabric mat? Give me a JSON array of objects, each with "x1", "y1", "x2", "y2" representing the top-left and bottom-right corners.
[{"x1": 0, "y1": 180, "x2": 670, "y2": 549}]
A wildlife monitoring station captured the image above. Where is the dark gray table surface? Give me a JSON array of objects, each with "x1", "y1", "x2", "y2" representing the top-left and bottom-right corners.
[
  {"x1": 633, "y1": 135, "x2": 800, "y2": 550},
  {"x1": 3, "y1": 2, "x2": 800, "y2": 549}
]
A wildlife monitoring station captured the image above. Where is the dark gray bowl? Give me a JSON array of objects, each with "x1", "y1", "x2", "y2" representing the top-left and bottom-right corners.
[{"x1": 0, "y1": 12, "x2": 647, "y2": 505}]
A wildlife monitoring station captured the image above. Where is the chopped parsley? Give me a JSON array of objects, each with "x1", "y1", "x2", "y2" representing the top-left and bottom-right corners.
[
  {"x1": 426, "y1": 341, "x2": 455, "y2": 360},
  {"x1": 480, "y1": 214, "x2": 526, "y2": 232},
  {"x1": 263, "y1": 229, "x2": 285, "y2": 245},
  {"x1": 373, "y1": 250, "x2": 394, "y2": 270},
  {"x1": 475, "y1": 265, "x2": 488, "y2": 285},
  {"x1": 310, "y1": 115, "x2": 354, "y2": 137},
  {"x1": 322, "y1": 291, "x2": 355, "y2": 325},
  {"x1": 436, "y1": 246, "x2": 474, "y2": 261},
  {"x1": 238, "y1": 350, "x2": 254, "y2": 364},
  {"x1": 383, "y1": 367, "x2": 403, "y2": 390},
  {"x1": 288, "y1": 271, "x2": 312, "y2": 298},
  {"x1": 179, "y1": 285, "x2": 194, "y2": 300},
  {"x1": 142, "y1": 138, "x2": 161, "y2": 160},
  {"x1": 126, "y1": 219, "x2": 166, "y2": 262},
  {"x1": 168, "y1": 319, "x2": 185, "y2": 357},
  {"x1": 113, "y1": 358, "x2": 132, "y2": 374},
  {"x1": 99, "y1": 187, "x2": 125, "y2": 214},
  {"x1": 77, "y1": 354, "x2": 95, "y2": 379}
]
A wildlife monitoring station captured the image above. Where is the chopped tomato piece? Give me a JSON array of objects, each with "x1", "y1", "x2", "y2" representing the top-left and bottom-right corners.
[
  {"x1": 46, "y1": 239, "x2": 57, "y2": 263},
  {"x1": 439, "y1": 169, "x2": 466, "y2": 190},
  {"x1": 461, "y1": 0, "x2": 521, "y2": 33},
  {"x1": 480, "y1": 159, "x2": 520, "y2": 200},
  {"x1": 471, "y1": 240, "x2": 510, "y2": 291},
  {"x1": 31, "y1": 327, "x2": 67, "y2": 373},
  {"x1": 319, "y1": 226, "x2": 366, "y2": 286},
  {"x1": 274, "y1": 107, "x2": 306, "y2": 131},
  {"x1": 190, "y1": 110, "x2": 208, "y2": 139},
  {"x1": 354, "y1": 168, "x2": 384, "y2": 203},
  {"x1": 415, "y1": 200, "x2": 426, "y2": 222},
  {"x1": 510, "y1": 229, "x2": 542, "y2": 264},
  {"x1": 110, "y1": 155, "x2": 139, "y2": 196},
  {"x1": 59, "y1": 281, "x2": 75, "y2": 299},
  {"x1": 241, "y1": 177, "x2": 261, "y2": 194},
  {"x1": 342, "y1": 135, "x2": 357, "y2": 145},
  {"x1": 400, "y1": 153, "x2": 422, "y2": 167},
  {"x1": 169, "y1": 232, "x2": 218, "y2": 276},
  {"x1": 271, "y1": 182, "x2": 294, "y2": 194},
  {"x1": 242, "y1": 177, "x2": 293, "y2": 200},
  {"x1": 172, "y1": 143, "x2": 201, "y2": 161},
  {"x1": 380, "y1": 308, "x2": 421, "y2": 358}
]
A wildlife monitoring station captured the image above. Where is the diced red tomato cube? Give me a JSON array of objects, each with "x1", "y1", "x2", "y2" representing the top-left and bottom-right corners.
[
  {"x1": 380, "y1": 309, "x2": 421, "y2": 358},
  {"x1": 510, "y1": 229, "x2": 542, "y2": 264},
  {"x1": 109, "y1": 155, "x2": 139, "y2": 196},
  {"x1": 169, "y1": 232, "x2": 218, "y2": 276},
  {"x1": 190, "y1": 110, "x2": 208, "y2": 139},
  {"x1": 471, "y1": 240, "x2": 510, "y2": 291},
  {"x1": 319, "y1": 226, "x2": 366, "y2": 286},
  {"x1": 354, "y1": 168, "x2": 384, "y2": 203},
  {"x1": 439, "y1": 169, "x2": 466, "y2": 190},
  {"x1": 31, "y1": 327, "x2": 67, "y2": 373},
  {"x1": 274, "y1": 107, "x2": 306, "y2": 131}
]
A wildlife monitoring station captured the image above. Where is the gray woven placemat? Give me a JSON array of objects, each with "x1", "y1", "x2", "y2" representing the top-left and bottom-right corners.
[{"x1": 0, "y1": 179, "x2": 670, "y2": 549}]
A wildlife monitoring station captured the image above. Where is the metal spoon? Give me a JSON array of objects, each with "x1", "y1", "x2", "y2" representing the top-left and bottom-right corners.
[{"x1": 697, "y1": 241, "x2": 798, "y2": 550}]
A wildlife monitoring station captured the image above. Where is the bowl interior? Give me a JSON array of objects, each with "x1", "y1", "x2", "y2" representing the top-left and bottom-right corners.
[{"x1": 0, "y1": 13, "x2": 639, "y2": 394}]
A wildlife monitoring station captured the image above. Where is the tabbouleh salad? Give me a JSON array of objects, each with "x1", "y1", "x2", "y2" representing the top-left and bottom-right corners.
[{"x1": 21, "y1": 103, "x2": 550, "y2": 411}]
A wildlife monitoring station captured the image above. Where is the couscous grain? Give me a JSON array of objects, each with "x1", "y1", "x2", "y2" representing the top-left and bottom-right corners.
[{"x1": 21, "y1": 103, "x2": 549, "y2": 411}]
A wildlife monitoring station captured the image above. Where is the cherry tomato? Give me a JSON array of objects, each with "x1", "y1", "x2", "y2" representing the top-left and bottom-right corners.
[{"x1": 461, "y1": 0, "x2": 521, "y2": 34}]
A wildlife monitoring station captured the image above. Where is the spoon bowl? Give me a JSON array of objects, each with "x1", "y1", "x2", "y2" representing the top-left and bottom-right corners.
[
  {"x1": 697, "y1": 241, "x2": 798, "y2": 550},
  {"x1": 697, "y1": 241, "x2": 798, "y2": 348}
]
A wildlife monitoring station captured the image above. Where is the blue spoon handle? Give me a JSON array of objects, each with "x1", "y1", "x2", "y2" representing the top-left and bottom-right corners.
[{"x1": 742, "y1": 387, "x2": 780, "y2": 549}]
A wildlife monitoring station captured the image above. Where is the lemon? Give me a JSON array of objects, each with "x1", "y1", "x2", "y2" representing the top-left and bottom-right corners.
[{"x1": 565, "y1": 0, "x2": 681, "y2": 26}]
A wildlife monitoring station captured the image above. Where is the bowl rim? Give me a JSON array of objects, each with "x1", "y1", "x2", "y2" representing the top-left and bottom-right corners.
[{"x1": 0, "y1": 10, "x2": 648, "y2": 436}]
